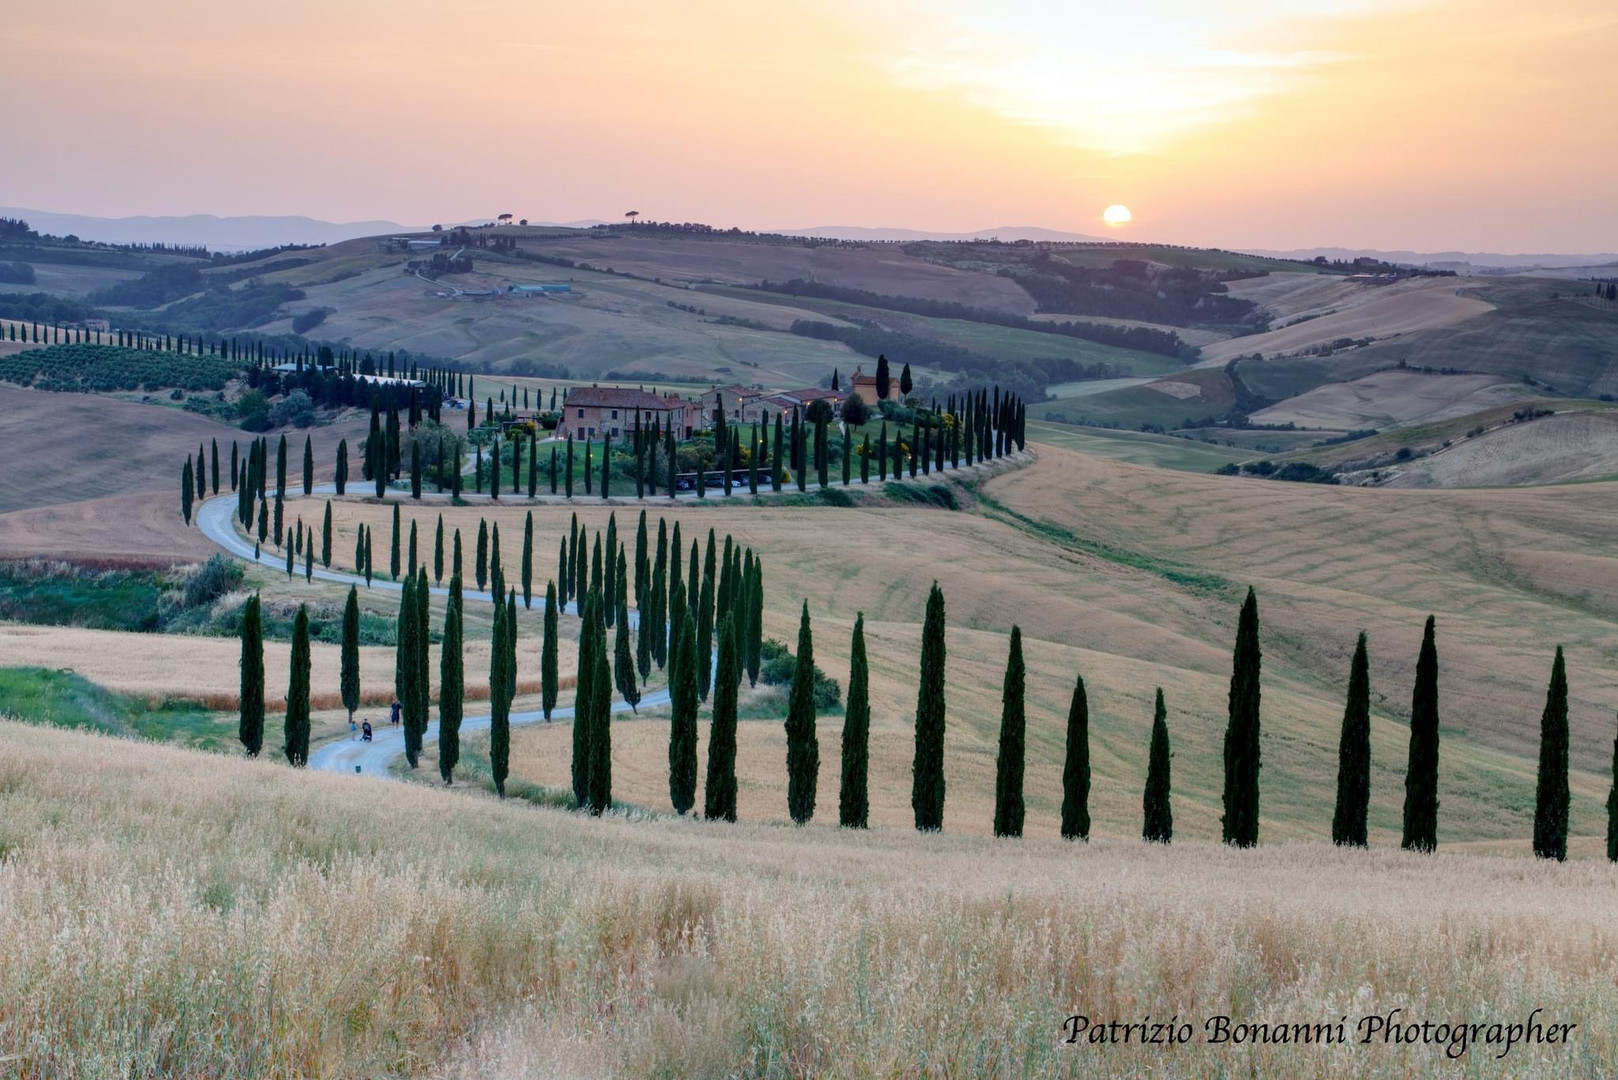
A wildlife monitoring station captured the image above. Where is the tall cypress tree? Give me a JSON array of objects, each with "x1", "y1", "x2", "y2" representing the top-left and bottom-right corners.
[
  {"x1": 1060, "y1": 675, "x2": 1091, "y2": 840},
  {"x1": 542, "y1": 580, "x2": 559, "y2": 719},
  {"x1": 238, "y1": 593, "x2": 264, "y2": 756},
  {"x1": 702, "y1": 613, "x2": 738, "y2": 821},
  {"x1": 439, "y1": 574, "x2": 464, "y2": 784},
  {"x1": 490, "y1": 522, "x2": 505, "y2": 602},
  {"x1": 489, "y1": 591, "x2": 510, "y2": 796},
  {"x1": 747, "y1": 556, "x2": 763, "y2": 686},
  {"x1": 340, "y1": 585, "x2": 360, "y2": 723},
  {"x1": 1402, "y1": 615, "x2": 1441, "y2": 852},
  {"x1": 302, "y1": 435, "x2": 314, "y2": 495},
  {"x1": 397, "y1": 574, "x2": 422, "y2": 766},
  {"x1": 181, "y1": 459, "x2": 194, "y2": 525},
  {"x1": 475, "y1": 518, "x2": 489, "y2": 592},
  {"x1": 1332, "y1": 632, "x2": 1372, "y2": 847},
  {"x1": 668, "y1": 607, "x2": 700, "y2": 815},
  {"x1": 585, "y1": 592, "x2": 613, "y2": 814},
  {"x1": 614, "y1": 590, "x2": 639, "y2": 712},
  {"x1": 322, "y1": 500, "x2": 333, "y2": 568},
  {"x1": 992, "y1": 626, "x2": 1027, "y2": 838},
  {"x1": 390, "y1": 504, "x2": 402, "y2": 580},
  {"x1": 284, "y1": 605, "x2": 311, "y2": 767},
  {"x1": 522, "y1": 511, "x2": 534, "y2": 608},
  {"x1": 1607, "y1": 717, "x2": 1618, "y2": 863},
  {"x1": 784, "y1": 601, "x2": 820, "y2": 824},
  {"x1": 912, "y1": 582, "x2": 947, "y2": 831},
  {"x1": 1142, "y1": 688, "x2": 1173, "y2": 843},
  {"x1": 839, "y1": 613, "x2": 870, "y2": 829},
  {"x1": 408, "y1": 519, "x2": 418, "y2": 578},
  {"x1": 1222, "y1": 587, "x2": 1262, "y2": 848},
  {"x1": 696, "y1": 533, "x2": 717, "y2": 700},
  {"x1": 572, "y1": 592, "x2": 597, "y2": 806},
  {"x1": 1533, "y1": 646, "x2": 1571, "y2": 862},
  {"x1": 434, "y1": 513, "x2": 445, "y2": 584}
]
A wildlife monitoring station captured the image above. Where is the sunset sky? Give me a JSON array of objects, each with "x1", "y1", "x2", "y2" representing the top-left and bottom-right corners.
[{"x1": 4, "y1": 0, "x2": 1616, "y2": 251}]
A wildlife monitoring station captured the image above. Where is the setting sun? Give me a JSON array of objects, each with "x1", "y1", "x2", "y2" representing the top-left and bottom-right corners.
[{"x1": 1103, "y1": 203, "x2": 1133, "y2": 227}]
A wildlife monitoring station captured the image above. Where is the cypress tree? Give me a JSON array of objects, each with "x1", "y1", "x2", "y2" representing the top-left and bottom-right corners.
[
  {"x1": 687, "y1": 538, "x2": 699, "y2": 614},
  {"x1": 452, "y1": 527, "x2": 463, "y2": 581},
  {"x1": 408, "y1": 518, "x2": 418, "y2": 578},
  {"x1": 746, "y1": 556, "x2": 763, "y2": 686},
  {"x1": 284, "y1": 605, "x2": 311, "y2": 767},
  {"x1": 491, "y1": 522, "x2": 505, "y2": 603},
  {"x1": 1222, "y1": 587, "x2": 1262, "y2": 848},
  {"x1": 572, "y1": 592, "x2": 597, "y2": 806},
  {"x1": 1532, "y1": 646, "x2": 1570, "y2": 861},
  {"x1": 364, "y1": 526, "x2": 373, "y2": 587},
  {"x1": 1142, "y1": 688, "x2": 1173, "y2": 843},
  {"x1": 476, "y1": 518, "x2": 488, "y2": 592},
  {"x1": 565, "y1": 435, "x2": 574, "y2": 497},
  {"x1": 1331, "y1": 632, "x2": 1372, "y2": 847},
  {"x1": 586, "y1": 591, "x2": 613, "y2": 813},
  {"x1": 662, "y1": 606, "x2": 698, "y2": 814},
  {"x1": 522, "y1": 510, "x2": 534, "y2": 608},
  {"x1": 590, "y1": 532, "x2": 603, "y2": 599},
  {"x1": 238, "y1": 593, "x2": 264, "y2": 756},
  {"x1": 1402, "y1": 615, "x2": 1441, "y2": 852},
  {"x1": 992, "y1": 626, "x2": 1026, "y2": 838},
  {"x1": 839, "y1": 613, "x2": 870, "y2": 829},
  {"x1": 398, "y1": 574, "x2": 421, "y2": 766},
  {"x1": 285, "y1": 541, "x2": 294, "y2": 579},
  {"x1": 542, "y1": 580, "x2": 560, "y2": 719},
  {"x1": 181, "y1": 459, "x2": 194, "y2": 525},
  {"x1": 1607, "y1": 717, "x2": 1618, "y2": 863},
  {"x1": 912, "y1": 582, "x2": 947, "y2": 831},
  {"x1": 434, "y1": 513, "x2": 445, "y2": 584},
  {"x1": 584, "y1": 440, "x2": 593, "y2": 496},
  {"x1": 489, "y1": 591, "x2": 510, "y2": 796},
  {"x1": 390, "y1": 504, "x2": 401, "y2": 580},
  {"x1": 1060, "y1": 675, "x2": 1091, "y2": 840},
  {"x1": 322, "y1": 500, "x2": 333, "y2": 568},
  {"x1": 784, "y1": 601, "x2": 820, "y2": 824},
  {"x1": 335, "y1": 438, "x2": 348, "y2": 494},
  {"x1": 439, "y1": 574, "x2": 464, "y2": 783},
  {"x1": 550, "y1": 446, "x2": 558, "y2": 494},
  {"x1": 340, "y1": 585, "x2": 360, "y2": 723},
  {"x1": 696, "y1": 533, "x2": 716, "y2": 700},
  {"x1": 614, "y1": 590, "x2": 639, "y2": 712},
  {"x1": 302, "y1": 435, "x2": 314, "y2": 495},
  {"x1": 230, "y1": 440, "x2": 239, "y2": 492},
  {"x1": 604, "y1": 513, "x2": 618, "y2": 626},
  {"x1": 211, "y1": 438, "x2": 221, "y2": 494},
  {"x1": 702, "y1": 613, "x2": 738, "y2": 821}
]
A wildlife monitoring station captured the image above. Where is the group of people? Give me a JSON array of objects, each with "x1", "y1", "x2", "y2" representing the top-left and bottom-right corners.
[{"x1": 348, "y1": 698, "x2": 404, "y2": 743}]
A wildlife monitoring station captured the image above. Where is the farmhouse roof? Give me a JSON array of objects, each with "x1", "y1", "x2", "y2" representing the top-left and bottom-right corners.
[
  {"x1": 711, "y1": 383, "x2": 761, "y2": 398},
  {"x1": 563, "y1": 385, "x2": 687, "y2": 411}
]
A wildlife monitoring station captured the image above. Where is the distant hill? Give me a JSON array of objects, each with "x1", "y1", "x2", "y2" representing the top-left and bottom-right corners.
[
  {"x1": 774, "y1": 224, "x2": 1110, "y2": 244},
  {"x1": 0, "y1": 208, "x2": 423, "y2": 252},
  {"x1": 1250, "y1": 245, "x2": 1618, "y2": 271}
]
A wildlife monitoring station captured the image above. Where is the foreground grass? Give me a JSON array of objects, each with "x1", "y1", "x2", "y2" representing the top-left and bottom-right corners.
[{"x1": 0, "y1": 720, "x2": 1613, "y2": 1077}]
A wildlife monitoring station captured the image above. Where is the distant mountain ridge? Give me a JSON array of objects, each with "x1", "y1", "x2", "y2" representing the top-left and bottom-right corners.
[
  {"x1": 0, "y1": 208, "x2": 428, "y2": 251},
  {"x1": 774, "y1": 224, "x2": 1110, "y2": 243},
  {"x1": 1249, "y1": 245, "x2": 1618, "y2": 271}
]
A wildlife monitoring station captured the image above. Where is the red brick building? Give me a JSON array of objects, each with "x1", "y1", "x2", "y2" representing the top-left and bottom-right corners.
[{"x1": 556, "y1": 386, "x2": 698, "y2": 441}]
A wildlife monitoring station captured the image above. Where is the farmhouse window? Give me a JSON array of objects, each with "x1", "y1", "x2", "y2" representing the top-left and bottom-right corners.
[{"x1": 577, "y1": 408, "x2": 584, "y2": 418}]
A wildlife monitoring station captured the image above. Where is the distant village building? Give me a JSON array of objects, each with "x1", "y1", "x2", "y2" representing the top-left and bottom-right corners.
[
  {"x1": 701, "y1": 384, "x2": 764, "y2": 424},
  {"x1": 558, "y1": 385, "x2": 698, "y2": 441},
  {"x1": 847, "y1": 365, "x2": 897, "y2": 407},
  {"x1": 758, "y1": 387, "x2": 844, "y2": 423}
]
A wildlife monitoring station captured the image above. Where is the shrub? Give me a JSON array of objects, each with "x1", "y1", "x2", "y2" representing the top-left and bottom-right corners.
[
  {"x1": 758, "y1": 639, "x2": 842, "y2": 710},
  {"x1": 182, "y1": 555, "x2": 244, "y2": 609},
  {"x1": 268, "y1": 389, "x2": 317, "y2": 429}
]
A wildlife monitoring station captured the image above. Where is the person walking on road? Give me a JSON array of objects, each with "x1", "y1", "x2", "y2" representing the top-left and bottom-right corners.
[{"x1": 390, "y1": 698, "x2": 401, "y2": 726}]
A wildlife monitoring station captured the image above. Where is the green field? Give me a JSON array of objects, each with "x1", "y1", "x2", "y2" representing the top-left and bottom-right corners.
[
  {"x1": 0, "y1": 667, "x2": 232, "y2": 748},
  {"x1": 1024, "y1": 420, "x2": 1241, "y2": 471},
  {"x1": 1040, "y1": 367, "x2": 1236, "y2": 430}
]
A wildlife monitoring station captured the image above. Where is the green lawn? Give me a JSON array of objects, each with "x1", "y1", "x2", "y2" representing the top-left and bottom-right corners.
[{"x1": 0, "y1": 667, "x2": 235, "y2": 750}]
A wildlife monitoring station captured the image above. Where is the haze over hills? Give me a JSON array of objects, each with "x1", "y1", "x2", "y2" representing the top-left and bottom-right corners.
[
  {"x1": 776, "y1": 224, "x2": 1111, "y2": 243},
  {"x1": 1251, "y1": 245, "x2": 1618, "y2": 271}
]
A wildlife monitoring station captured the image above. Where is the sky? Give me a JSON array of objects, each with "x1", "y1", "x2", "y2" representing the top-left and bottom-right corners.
[{"x1": 3, "y1": 0, "x2": 1616, "y2": 252}]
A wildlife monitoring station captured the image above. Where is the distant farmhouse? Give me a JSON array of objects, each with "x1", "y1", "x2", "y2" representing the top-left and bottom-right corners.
[
  {"x1": 847, "y1": 365, "x2": 898, "y2": 407},
  {"x1": 760, "y1": 387, "x2": 844, "y2": 422},
  {"x1": 700, "y1": 384, "x2": 765, "y2": 424},
  {"x1": 558, "y1": 385, "x2": 699, "y2": 441}
]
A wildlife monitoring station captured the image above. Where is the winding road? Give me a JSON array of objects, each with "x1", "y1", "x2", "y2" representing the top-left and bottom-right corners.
[
  {"x1": 195, "y1": 446, "x2": 1018, "y2": 779},
  {"x1": 197, "y1": 490, "x2": 670, "y2": 779}
]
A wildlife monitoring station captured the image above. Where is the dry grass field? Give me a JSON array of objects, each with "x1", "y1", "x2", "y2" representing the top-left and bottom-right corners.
[
  {"x1": 0, "y1": 719, "x2": 1611, "y2": 1077},
  {"x1": 289, "y1": 442, "x2": 1618, "y2": 847},
  {"x1": 1198, "y1": 274, "x2": 1494, "y2": 365},
  {"x1": 1250, "y1": 370, "x2": 1537, "y2": 430},
  {"x1": 1384, "y1": 411, "x2": 1618, "y2": 487}
]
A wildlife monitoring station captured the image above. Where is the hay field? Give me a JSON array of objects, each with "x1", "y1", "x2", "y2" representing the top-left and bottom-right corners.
[
  {"x1": 302, "y1": 448, "x2": 1618, "y2": 846},
  {"x1": 0, "y1": 719, "x2": 1612, "y2": 1077},
  {"x1": 1198, "y1": 275, "x2": 1493, "y2": 365},
  {"x1": 1250, "y1": 370, "x2": 1536, "y2": 430},
  {"x1": 1385, "y1": 411, "x2": 1618, "y2": 487}
]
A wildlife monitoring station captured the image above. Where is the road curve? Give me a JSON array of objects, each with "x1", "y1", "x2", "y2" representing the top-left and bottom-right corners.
[{"x1": 196, "y1": 490, "x2": 668, "y2": 779}]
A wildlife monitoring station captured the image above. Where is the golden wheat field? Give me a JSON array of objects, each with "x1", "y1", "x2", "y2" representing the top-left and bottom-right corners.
[
  {"x1": 0, "y1": 719, "x2": 1611, "y2": 1078},
  {"x1": 282, "y1": 442, "x2": 1618, "y2": 847}
]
